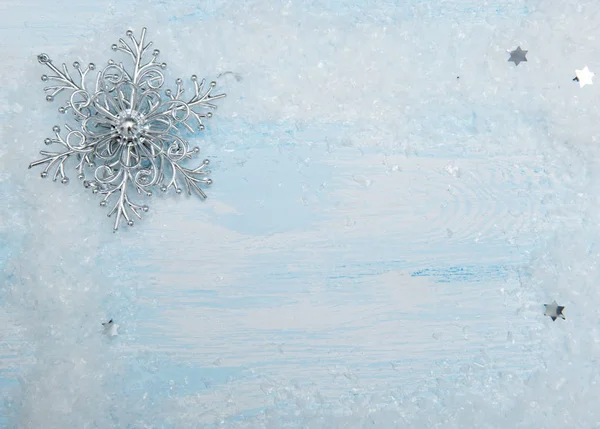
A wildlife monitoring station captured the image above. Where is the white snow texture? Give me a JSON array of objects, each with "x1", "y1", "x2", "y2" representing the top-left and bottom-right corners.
[{"x1": 1, "y1": 0, "x2": 600, "y2": 428}]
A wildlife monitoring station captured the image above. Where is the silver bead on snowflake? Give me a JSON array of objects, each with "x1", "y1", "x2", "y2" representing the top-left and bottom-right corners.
[{"x1": 30, "y1": 28, "x2": 225, "y2": 231}]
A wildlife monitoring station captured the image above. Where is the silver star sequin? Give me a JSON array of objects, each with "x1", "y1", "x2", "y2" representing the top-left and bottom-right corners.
[
  {"x1": 544, "y1": 301, "x2": 565, "y2": 321},
  {"x1": 102, "y1": 319, "x2": 120, "y2": 336},
  {"x1": 574, "y1": 66, "x2": 594, "y2": 87},
  {"x1": 508, "y1": 46, "x2": 528, "y2": 66}
]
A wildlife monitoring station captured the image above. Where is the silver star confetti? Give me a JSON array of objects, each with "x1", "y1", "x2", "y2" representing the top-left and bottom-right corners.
[
  {"x1": 29, "y1": 28, "x2": 225, "y2": 231},
  {"x1": 508, "y1": 46, "x2": 528, "y2": 66},
  {"x1": 574, "y1": 66, "x2": 594, "y2": 87},
  {"x1": 102, "y1": 319, "x2": 120, "y2": 336},
  {"x1": 544, "y1": 301, "x2": 565, "y2": 321}
]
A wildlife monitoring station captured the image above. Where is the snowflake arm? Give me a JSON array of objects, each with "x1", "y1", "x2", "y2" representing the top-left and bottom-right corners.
[
  {"x1": 169, "y1": 157, "x2": 213, "y2": 198},
  {"x1": 110, "y1": 28, "x2": 165, "y2": 89},
  {"x1": 28, "y1": 125, "x2": 95, "y2": 183},
  {"x1": 93, "y1": 166, "x2": 149, "y2": 231},
  {"x1": 161, "y1": 77, "x2": 226, "y2": 133},
  {"x1": 179, "y1": 161, "x2": 213, "y2": 198},
  {"x1": 37, "y1": 54, "x2": 95, "y2": 102},
  {"x1": 28, "y1": 148, "x2": 70, "y2": 183}
]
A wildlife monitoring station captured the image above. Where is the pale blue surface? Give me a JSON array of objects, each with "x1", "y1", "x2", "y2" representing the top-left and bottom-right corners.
[{"x1": 1, "y1": 0, "x2": 599, "y2": 427}]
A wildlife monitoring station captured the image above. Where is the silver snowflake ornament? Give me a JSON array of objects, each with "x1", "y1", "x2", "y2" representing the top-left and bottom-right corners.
[{"x1": 29, "y1": 28, "x2": 225, "y2": 231}]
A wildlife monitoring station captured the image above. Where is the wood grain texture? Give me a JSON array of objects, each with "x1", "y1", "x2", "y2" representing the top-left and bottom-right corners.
[{"x1": 1, "y1": 0, "x2": 586, "y2": 426}]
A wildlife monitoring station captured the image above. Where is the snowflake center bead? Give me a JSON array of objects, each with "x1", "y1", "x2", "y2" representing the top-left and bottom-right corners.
[{"x1": 116, "y1": 112, "x2": 143, "y2": 142}]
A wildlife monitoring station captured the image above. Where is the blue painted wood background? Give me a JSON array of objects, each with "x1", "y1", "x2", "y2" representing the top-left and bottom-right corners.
[{"x1": 1, "y1": 0, "x2": 599, "y2": 427}]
